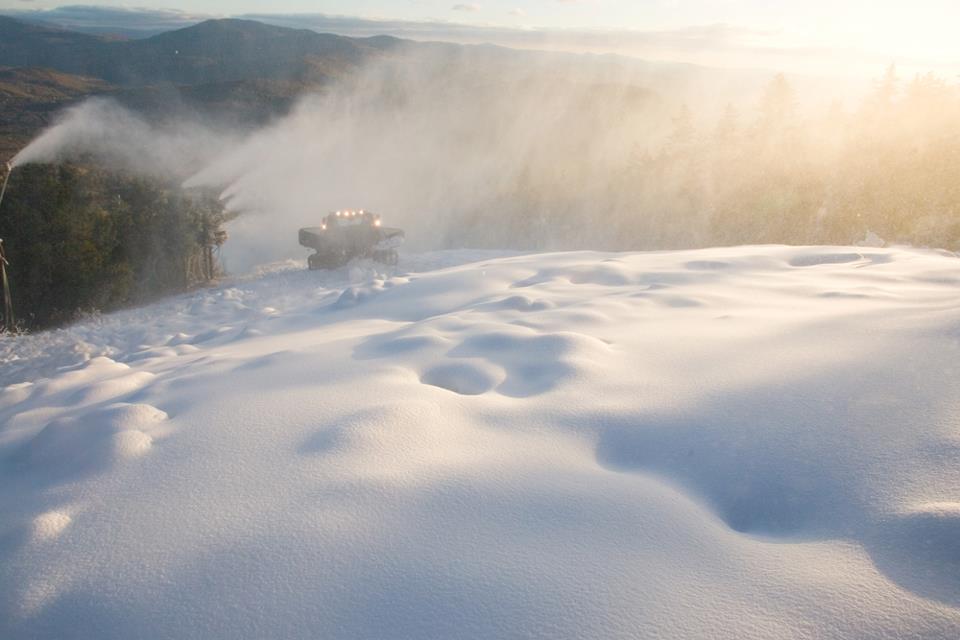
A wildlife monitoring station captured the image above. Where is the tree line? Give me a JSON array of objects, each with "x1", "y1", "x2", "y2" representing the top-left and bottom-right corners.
[
  {"x1": 0, "y1": 162, "x2": 228, "y2": 331},
  {"x1": 447, "y1": 67, "x2": 960, "y2": 254}
]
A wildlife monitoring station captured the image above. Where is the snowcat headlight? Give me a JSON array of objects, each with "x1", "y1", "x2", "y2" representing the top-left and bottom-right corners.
[{"x1": 374, "y1": 219, "x2": 381, "y2": 227}]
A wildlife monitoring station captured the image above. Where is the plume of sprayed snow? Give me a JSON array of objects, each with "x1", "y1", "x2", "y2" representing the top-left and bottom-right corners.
[
  {"x1": 12, "y1": 99, "x2": 238, "y2": 179},
  {"x1": 12, "y1": 49, "x2": 815, "y2": 272},
  {"x1": 183, "y1": 49, "x2": 672, "y2": 269},
  {"x1": 13, "y1": 49, "x2": 669, "y2": 270}
]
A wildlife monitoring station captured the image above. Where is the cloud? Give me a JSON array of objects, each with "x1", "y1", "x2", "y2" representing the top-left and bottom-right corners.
[{"x1": 451, "y1": 3, "x2": 482, "y2": 11}]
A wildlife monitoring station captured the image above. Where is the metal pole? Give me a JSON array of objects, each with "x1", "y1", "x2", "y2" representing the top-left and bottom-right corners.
[
  {"x1": 0, "y1": 240, "x2": 12, "y2": 333},
  {"x1": 0, "y1": 162, "x2": 11, "y2": 212},
  {"x1": 0, "y1": 161, "x2": 14, "y2": 332}
]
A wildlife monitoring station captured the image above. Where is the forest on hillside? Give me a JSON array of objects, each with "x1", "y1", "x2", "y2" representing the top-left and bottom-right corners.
[
  {"x1": 453, "y1": 67, "x2": 960, "y2": 252},
  {"x1": 0, "y1": 163, "x2": 227, "y2": 331}
]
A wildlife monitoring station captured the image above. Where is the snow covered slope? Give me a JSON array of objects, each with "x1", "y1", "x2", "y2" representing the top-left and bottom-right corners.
[{"x1": 2, "y1": 246, "x2": 960, "y2": 639}]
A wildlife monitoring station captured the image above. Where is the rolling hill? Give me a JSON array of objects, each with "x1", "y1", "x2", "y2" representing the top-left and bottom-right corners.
[
  {"x1": 0, "y1": 66, "x2": 113, "y2": 160},
  {"x1": 0, "y1": 16, "x2": 400, "y2": 87}
]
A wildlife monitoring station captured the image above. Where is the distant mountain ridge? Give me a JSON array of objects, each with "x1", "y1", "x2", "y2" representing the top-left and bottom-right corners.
[
  {"x1": 0, "y1": 16, "x2": 400, "y2": 87},
  {"x1": 0, "y1": 16, "x2": 406, "y2": 159}
]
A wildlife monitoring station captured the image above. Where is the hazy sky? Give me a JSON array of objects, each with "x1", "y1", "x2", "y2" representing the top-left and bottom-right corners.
[{"x1": 2, "y1": 1, "x2": 958, "y2": 76}]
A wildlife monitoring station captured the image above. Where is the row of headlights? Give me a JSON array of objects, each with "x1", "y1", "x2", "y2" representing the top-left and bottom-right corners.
[{"x1": 321, "y1": 210, "x2": 381, "y2": 231}]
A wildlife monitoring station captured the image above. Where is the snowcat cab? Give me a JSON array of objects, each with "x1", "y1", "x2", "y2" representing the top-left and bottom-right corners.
[{"x1": 299, "y1": 210, "x2": 404, "y2": 270}]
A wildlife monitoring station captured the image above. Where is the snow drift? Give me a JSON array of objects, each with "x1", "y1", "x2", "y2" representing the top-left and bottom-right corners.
[{"x1": 1, "y1": 246, "x2": 960, "y2": 638}]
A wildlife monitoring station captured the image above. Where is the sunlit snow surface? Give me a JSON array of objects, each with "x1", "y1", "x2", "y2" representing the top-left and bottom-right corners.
[{"x1": 2, "y1": 246, "x2": 960, "y2": 639}]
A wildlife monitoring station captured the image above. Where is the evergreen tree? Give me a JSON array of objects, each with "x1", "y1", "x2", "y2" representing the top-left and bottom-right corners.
[{"x1": 0, "y1": 162, "x2": 228, "y2": 330}]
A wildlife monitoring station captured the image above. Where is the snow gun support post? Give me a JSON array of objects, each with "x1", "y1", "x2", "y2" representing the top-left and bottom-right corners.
[
  {"x1": 0, "y1": 160, "x2": 14, "y2": 332},
  {"x1": 0, "y1": 160, "x2": 11, "y2": 211}
]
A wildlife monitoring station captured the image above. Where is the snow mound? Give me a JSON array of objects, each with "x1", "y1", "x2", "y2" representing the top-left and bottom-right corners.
[
  {"x1": 31, "y1": 511, "x2": 71, "y2": 543},
  {"x1": 1, "y1": 246, "x2": 960, "y2": 639},
  {"x1": 14, "y1": 402, "x2": 168, "y2": 481}
]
